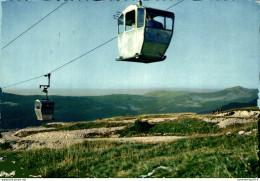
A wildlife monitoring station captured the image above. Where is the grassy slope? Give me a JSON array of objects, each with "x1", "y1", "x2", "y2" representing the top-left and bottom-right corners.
[
  {"x1": 0, "y1": 133, "x2": 258, "y2": 178},
  {"x1": 0, "y1": 117, "x2": 258, "y2": 178}
]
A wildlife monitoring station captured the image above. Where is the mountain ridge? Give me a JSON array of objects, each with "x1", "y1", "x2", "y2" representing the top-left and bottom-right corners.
[{"x1": 0, "y1": 86, "x2": 258, "y2": 129}]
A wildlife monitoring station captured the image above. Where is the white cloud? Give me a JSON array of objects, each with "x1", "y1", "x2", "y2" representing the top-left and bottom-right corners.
[{"x1": 255, "y1": 1, "x2": 260, "y2": 5}]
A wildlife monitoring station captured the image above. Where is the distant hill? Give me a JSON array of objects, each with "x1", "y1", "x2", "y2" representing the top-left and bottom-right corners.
[{"x1": 0, "y1": 86, "x2": 258, "y2": 129}]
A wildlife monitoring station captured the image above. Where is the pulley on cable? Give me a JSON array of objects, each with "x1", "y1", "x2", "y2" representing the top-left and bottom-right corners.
[
  {"x1": 116, "y1": 0, "x2": 175, "y2": 63},
  {"x1": 34, "y1": 73, "x2": 55, "y2": 121}
]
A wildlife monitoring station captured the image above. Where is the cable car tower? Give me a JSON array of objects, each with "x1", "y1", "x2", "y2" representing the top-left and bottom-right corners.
[
  {"x1": 116, "y1": 0, "x2": 175, "y2": 63},
  {"x1": 34, "y1": 73, "x2": 55, "y2": 121}
]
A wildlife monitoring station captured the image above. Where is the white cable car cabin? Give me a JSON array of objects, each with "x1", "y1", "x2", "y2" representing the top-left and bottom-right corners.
[
  {"x1": 34, "y1": 99, "x2": 55, "y2": 121},
  {"x1": 116, "y1": 3, "x2": 175, "y2": 63}
]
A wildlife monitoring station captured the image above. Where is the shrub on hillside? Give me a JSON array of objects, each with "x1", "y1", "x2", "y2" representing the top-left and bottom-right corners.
[
  {"x1": 0, "y1": 142, "x2": 12, "y2": 150},
  {"x1": 117, "y1": 119, "x2": 154, "y2": 137},
  {"x1": 130, "y1": 119, "x2": 153, "y2": 132}
]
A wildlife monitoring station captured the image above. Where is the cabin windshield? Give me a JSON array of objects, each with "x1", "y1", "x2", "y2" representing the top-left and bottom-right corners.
[{"x1": 125, "y1": 10, "x2": 135, "y2": 31}]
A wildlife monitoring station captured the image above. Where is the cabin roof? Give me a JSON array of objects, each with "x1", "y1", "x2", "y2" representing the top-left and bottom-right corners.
[{"x1": 122, "y1": 4, "x2": 174, "y2": 18}]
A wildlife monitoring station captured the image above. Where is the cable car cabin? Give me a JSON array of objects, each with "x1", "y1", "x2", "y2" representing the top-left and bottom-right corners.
[
  {"x1": 34, "y1": 99, "x2": 54, "y2": 121},
  {"x1": 116, "y1": 4, "x2": 175, "y2": 63}
]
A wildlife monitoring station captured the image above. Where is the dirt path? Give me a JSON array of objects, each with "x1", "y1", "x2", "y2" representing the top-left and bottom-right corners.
[
  {"x1": 1, "y1": 128, "x2": 186, "y2": 150},
  {"x1": 1, "y1": 126, "x2": 126, "y2": 150},
  {"x1": 1, "y1": 110, "x2": 258, "y2": 151},
  {"x1": 84, "y1": 136, "x2": 187, "y2": 143}
]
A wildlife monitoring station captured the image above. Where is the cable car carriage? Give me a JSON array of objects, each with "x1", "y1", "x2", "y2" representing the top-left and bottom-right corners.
[
  {"x1": 116, "y1": 1, "x2": 175, "y2": 63},
  {"x1": 34, "y1": 99, "x2": 55, "y2": 121},
  {"x1": 34, "y1": 73, "x2": 55, "y2": 121}
]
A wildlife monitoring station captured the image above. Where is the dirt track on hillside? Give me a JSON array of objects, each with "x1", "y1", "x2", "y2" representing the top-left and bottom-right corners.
[
  {"x1": 1, "y1": 129, "x2": 186, "y2": 150},
  {"x1": 0, "y1": 110, "x2": 259, "y2": 151},
  {"x1": 84, "y1": 136, "x2": 187, "y2": 143}
]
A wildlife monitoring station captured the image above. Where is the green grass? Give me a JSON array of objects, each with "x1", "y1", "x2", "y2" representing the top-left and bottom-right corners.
[
  {"x1": 56, "y1": 122, "x2": 128, "y2": 131},
  {"x1": 103, "y1": 113, "x2": 191, "y2": 122},
  {"x1": 16, "y1": 121, "x2": 130, "y2": 138},
  {"x1": 0, "y1": 153, "x2": 39, "y2": 178},
  {"x1": 41, "y1": 121, "x2": 128, "y2": 131},
  {"x1": 0, "y1": 114, "x2": 258, "y2": 178},
  {"x1": 0, "y1": 130, "x2": 258, "y2": 178},
  {"x1": 226, "y1": 107, "x2": 259, "y2": 112},
  {"x1": 116, "y1": 118, "x2": 221, "y2": 137},
  {"x1": 116, "y1": 119, "x2": 154, "y2": 137},
  {"x1": 148, "y1": 118, "x2": 221, "y2": 135}
]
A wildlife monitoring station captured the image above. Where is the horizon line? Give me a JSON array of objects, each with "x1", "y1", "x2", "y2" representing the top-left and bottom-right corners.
[{"x1": 1, "y1": 86, "x2": 258, "y2": 96}]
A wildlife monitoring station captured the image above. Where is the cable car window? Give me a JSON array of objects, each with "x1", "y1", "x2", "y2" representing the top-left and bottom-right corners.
[
  {"x1": 137, "y1": 8, "x2": 144, "y2": 28},
  {"x1": 125, "y1": 10, "x2": 135, "y2": 31},
  {"x1": 35, "y1": 102, "x2": 41, "y2": 109},
  {"x1": 152, "y1": 16, "x2": 164, "y2": 29},
  {"x1": 42, "y1": 104, "x2": 54, "y2": 110},
  {"x1": 165, "y1": 17, "x2": 173, "y2": 30},
  {"x1": 146, "y1": 14, "x2": 163, "y2": 29},
  {"x1": 118, "y1": 14, "x2": 124, "y2": 34}
]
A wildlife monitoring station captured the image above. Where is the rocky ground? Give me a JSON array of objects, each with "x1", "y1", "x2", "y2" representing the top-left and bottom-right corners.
[{"x1": 0, "y1": 110, "x2": 259, "y2": 151}]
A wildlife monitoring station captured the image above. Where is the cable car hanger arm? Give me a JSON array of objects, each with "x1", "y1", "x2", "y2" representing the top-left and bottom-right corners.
[
  {"x1": 39, "y1": 73, "x2": 51, "y2": 89},
  {"x1": 39, "y1": 73, "x2": 51, "y2": 99}
]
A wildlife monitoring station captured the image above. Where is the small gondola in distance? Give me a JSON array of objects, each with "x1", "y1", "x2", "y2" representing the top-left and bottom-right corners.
[{"x1": 34, "y1": 98, "x2": 55, "y2": 121}]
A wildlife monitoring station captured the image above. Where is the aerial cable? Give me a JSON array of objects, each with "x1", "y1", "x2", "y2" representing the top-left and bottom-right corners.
[
  {"x1": 165, "y1": 0, "x2": 185, "y2": 11},
  {"x1": 2, "y1": 75, "x2": 45, "y2": 89},
  {"x1": 1, "y1": 1, "x2": 68, "y2": 50},
  {"x1": 1, "y1": 0, "x2": 184, "y2": 90},
  {"x1": 2, "y1": 36, "x2": 117, "y2": 89},
  {"x1": 50, "y1": 36, "x2": 117, "y2": 74}
]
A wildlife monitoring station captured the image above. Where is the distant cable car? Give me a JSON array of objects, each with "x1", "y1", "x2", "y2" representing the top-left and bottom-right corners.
[
  {"x1": 34, "y1": 73, "x2": 55, "y2": 121},
  {"x1": 34, "y1": 99, "x2": 55, "y2": 121},
  {"x1": 116, "y1": 0, "x2": 175, "y2": 63}
]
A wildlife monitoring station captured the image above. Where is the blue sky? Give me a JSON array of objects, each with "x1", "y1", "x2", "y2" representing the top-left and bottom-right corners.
[{"x1": 0, "y1": 0, "x2": 259, "y2": 95}]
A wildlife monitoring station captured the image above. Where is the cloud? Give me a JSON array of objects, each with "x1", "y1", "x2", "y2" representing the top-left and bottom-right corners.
[{"x1": 255, "y1": 1, "x2": 260, "y2": 5}]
